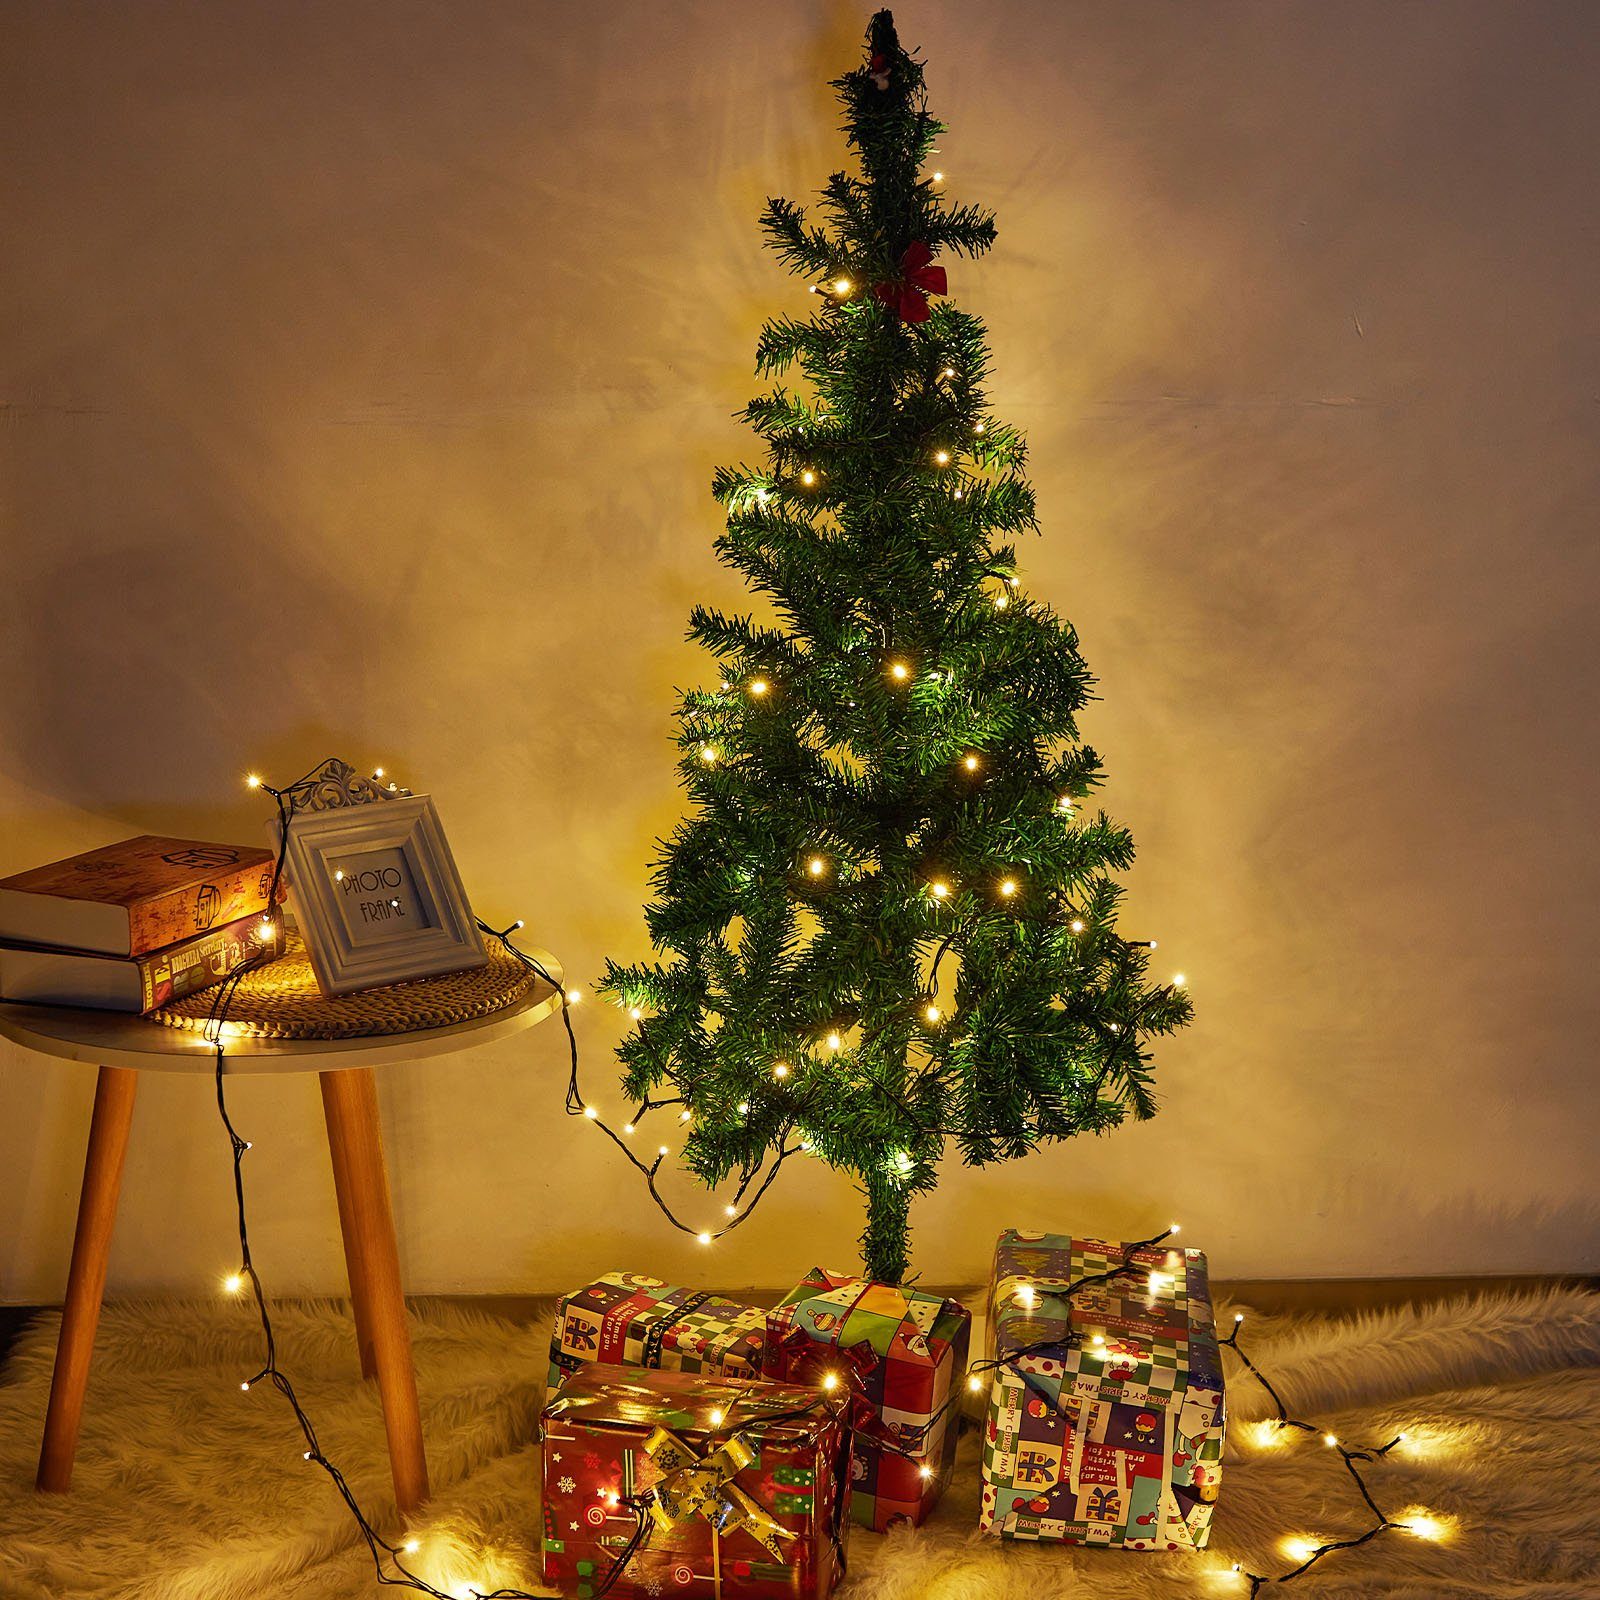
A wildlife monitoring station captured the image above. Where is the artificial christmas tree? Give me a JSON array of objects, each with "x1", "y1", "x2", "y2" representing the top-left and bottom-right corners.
[{"x1": 601, "y1": 10, "x2": 1191, "y2": 1285}]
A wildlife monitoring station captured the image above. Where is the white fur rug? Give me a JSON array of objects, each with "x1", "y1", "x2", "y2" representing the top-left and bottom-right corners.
[{"x1": 2, "y1": 1288, "x2": 1598, "y2": 1599}]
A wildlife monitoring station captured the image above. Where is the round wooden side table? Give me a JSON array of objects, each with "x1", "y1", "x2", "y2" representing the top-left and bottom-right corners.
[{"x1": 0, "y1": 947, "x2": 562, "y2": 1516}]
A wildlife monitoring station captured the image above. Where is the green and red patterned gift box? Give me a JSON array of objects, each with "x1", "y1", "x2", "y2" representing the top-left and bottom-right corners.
[
  {"x1": 540, "y1": 1363, "x2": 851, "y2": 1599},
  {"x1": 979, "y1": 1230, "x2": 1226, "y2": 1550},
  {"x1": 763, "y1": 1267, "x2": 970, "y2": 1531},
  {"x1": 548, "y1": 1271, "x2": 766, "y2": 1388}
]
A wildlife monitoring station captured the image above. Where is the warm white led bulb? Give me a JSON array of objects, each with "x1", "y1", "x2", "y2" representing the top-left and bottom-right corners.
[
  {"x1": 833, "y1": 278, "x2": 852, "y2": 295},
  {"x1": 931, "y1": 880, "x2": 950, "y2": 899},
  {"x1": 800, "y1": 468, "x2": 817, "y2": 487},
  {"x1": 822, "y1": 1372, "x2": 840, "y2": 1392},
  {"x1": 725, "y1": 1203, "x2": 737, "y2": 1216},
  {"x1": 697, "y1": 1232, "x2": 712, "y2": 1245},
  {"x1": 1401, "y1": 1509, "x2": 1447, "y2": 1541},
  {"x1": 749, "y1": 678, "x2": 769, "y2": 696},
  {"x1": 889, "y1": 660, "x2": 910, "y2": 682},
  {"x1": 826, "y1": 1033, "x2": 842, "y2": 1052},
  {"x1": 774, "y1": 1061, "x2": 791, "y2": 1077},
  {"x1": 1173, "y1": 973, "x2": 1187, "y2": 987},
  {"x1": 566, "y1": 988, "x2": 582, "y2": 1005},
  {"x1": 999, "y1": 879, "x2": 1018, "y2": 897},
  {"x1": 808, "y1": 855, "x2": 827, "y2": 876},
  {"x1": 708, "y1": 1406, "x2": 724, "y2": 1424},
  {"x1": 963, "y1": 753, "x2": 980, "y2": 771},
  {"x1": 924, "y1": 1003, "x2": 941, "y2": 1023},
  {"x1": 623, "y1": 1123, "x2": 635, "y2": 1135},
  {"x1": 245, "y1": 773, "x2": 262, "y2": 790},
  {"x1": 933, "y1": 449, "x2": 951, "y2": 466},
  {"x1": 699, "y1": 745, "x2": 717, "y2": 764},
  {"x1": 658, "y1": 1145, "x2": 670, "y2": 1156},
  {"x1": 1069, "y1": 918, "x2": 1085, "y2": 934},
  {"x1": 968, "y1": 1374, "x2": 982, "y2": 1391},
  {"x1": 402, "y1": 1538, "x2": 421, "y2": 1555},
  {"x1": 223, "y1": 1273, "x2": 243, "y2": 1295},
  {"x1": 918, "y1": 1464, "x2": 933, "y2": 1479},
  {"x1": 583, "y1": 1105, "x2": 598, "y2": 1119},
  {"x1": 629, "y1": 1006, "x2": 643, "y2": 1020}
]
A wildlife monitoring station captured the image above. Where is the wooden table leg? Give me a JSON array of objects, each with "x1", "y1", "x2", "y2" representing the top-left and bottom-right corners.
[
  {"x1": 319, "y1": 1066, "x2": 429, "y2": 1513},
  {"x1": 321, "y1": 1074, "x2": 379, "y2": 1380},
  {"x1": 36, "y1": 1064, "x2": 138, "y2": 1493}
]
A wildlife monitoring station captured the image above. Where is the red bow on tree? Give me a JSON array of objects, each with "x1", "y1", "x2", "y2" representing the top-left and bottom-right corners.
[{"x1": 873, "y1": 241, "x2": 947, "y2": 324}]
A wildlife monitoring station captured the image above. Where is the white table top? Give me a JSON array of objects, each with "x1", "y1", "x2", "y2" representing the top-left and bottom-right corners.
[{"x1": 0, "y1": 944, "x2": 565, "y2": 1075}]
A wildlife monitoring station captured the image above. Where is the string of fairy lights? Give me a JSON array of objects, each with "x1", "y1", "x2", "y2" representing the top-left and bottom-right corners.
[
  {"x1": 190, "y1": 759, "x2": 1452, "y2": 1598},
  {"x1": 1217, "y1": 1316, "x2": 1448, "y2": 1591}
]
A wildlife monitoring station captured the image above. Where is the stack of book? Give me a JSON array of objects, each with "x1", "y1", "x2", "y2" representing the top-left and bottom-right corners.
[{"x1": 0, "y1": 835, "x2": 285, "y2": 1013}]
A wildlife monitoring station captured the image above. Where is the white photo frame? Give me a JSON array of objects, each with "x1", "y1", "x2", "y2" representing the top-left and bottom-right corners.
[{"x1": 276, "y1": 794, "x2": 487, "y2": 997}]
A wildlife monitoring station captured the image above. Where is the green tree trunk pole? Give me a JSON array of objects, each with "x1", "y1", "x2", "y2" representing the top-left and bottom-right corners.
[{"x1": 861, "y1": 1170, "x2": 912, "y2": 1286}]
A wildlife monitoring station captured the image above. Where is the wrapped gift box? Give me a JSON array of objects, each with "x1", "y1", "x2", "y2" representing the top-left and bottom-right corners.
[
  {"x1": 548, "y1": 1271, "x2": 766, "y2": 1389},
  {"x1": 763, "y1": 1267, "x2": 970, "y2": 1531},
  {"x1": 539, "y1": 1362, "x2": 851, "y2": 1600},
  {"x1": 978, "y1": 1230, "x2": 1226, "y2": 1549}
]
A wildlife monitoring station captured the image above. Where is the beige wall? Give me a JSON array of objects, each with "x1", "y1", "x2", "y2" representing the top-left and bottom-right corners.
[{"x1": 3, "y1": 1, "x2": 1597, "y2": 1302}]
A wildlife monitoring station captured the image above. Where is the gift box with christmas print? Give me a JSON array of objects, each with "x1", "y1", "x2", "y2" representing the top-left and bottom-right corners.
[
  {"x1": 762, "y1": 1267, "x2": 970, "y2": 1531},
  {"x1": 539, "y1": 1362, "x2": 852, "y2": 1600},
  {"x1": 978, "y1": 1229, "x2": 1226, "y2": 1550},
  {"x1": 548, "y1": 1272, "x2": 767, "y2": 1390}
]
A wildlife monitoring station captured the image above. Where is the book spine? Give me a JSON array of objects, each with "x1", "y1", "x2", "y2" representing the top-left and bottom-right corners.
[
  {"x1": 138, "y1": 916, "x2": 285, "y2": 1012},
  {"x1": 127, "y1": 861, "x2": 276, "y2": 957}
]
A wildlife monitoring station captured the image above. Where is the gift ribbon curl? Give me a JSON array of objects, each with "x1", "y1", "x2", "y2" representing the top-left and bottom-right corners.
[{"x1": 642, "y1": 1426, "x2": 797, "y2": 1560}]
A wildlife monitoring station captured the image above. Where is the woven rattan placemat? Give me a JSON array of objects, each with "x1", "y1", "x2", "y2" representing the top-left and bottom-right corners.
[{"x1": 148, "y1": 929, "x2": 539, "y2": 1040}]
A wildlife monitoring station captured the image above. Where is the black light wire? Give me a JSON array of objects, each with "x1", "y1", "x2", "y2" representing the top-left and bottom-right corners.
[
  {"x1": 1218, "y1": 1316, "x2": 1408, "y2": 1594},
  {"x1": 200, "y1": 759, "x2": 834, "y2": 1597},
  {"x1": 202, "y1": 761, "x2": 1436, "y2": 1598}
]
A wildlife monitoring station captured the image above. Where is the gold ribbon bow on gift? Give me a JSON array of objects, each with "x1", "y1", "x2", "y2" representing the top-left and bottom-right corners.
[{"x1": 642, "y1": 1426, "x2": 798, "y2": 1561}]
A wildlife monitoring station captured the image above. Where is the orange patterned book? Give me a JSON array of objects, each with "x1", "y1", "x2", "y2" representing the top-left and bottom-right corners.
[{"x1": 0, "y1": 836, "x2": 276, "y2": 956}]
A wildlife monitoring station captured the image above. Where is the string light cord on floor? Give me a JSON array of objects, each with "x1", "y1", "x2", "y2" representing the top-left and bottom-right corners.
[
  {"x1": 1217, "y1": 1314, "x2": 1441, "y2": 1593},
  {"x1": 194, "y1": 758, "x2": 810, "y2": 1597}
]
